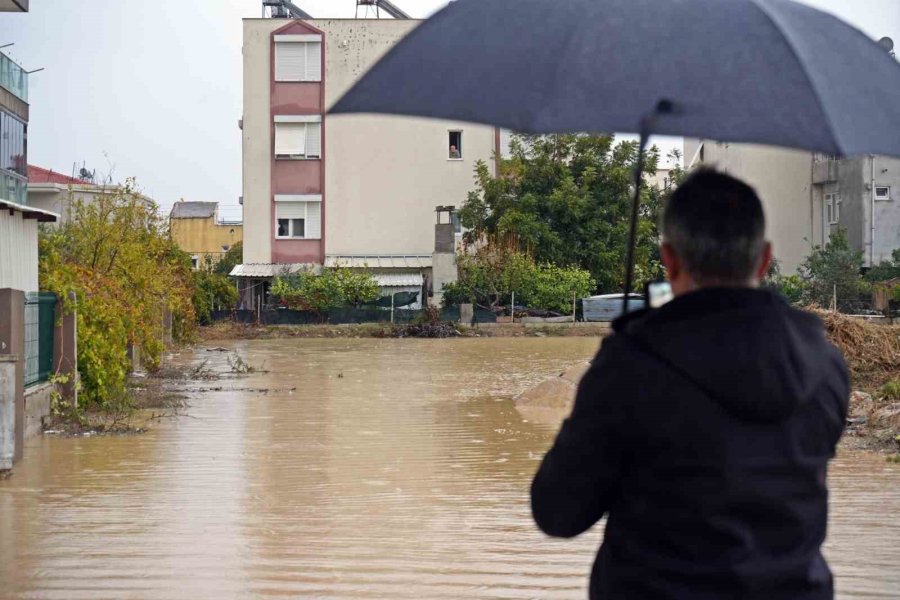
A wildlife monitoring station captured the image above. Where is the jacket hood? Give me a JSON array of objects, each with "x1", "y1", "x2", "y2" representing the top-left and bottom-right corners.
[{"x1": 615, "y1": 288, "x2": 831, "y2": 422}]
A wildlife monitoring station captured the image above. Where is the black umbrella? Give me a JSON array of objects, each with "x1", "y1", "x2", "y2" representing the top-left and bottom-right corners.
[{"x1": 331, "y1": 0, "x2": 900, "y2": 310}]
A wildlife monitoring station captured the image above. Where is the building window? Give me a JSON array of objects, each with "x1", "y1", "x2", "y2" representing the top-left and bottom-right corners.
[
  {"x1": 277, "y1": 217, "x2": 305, "y2": 238},
  {"x1": 274, "y1": 121, "x2": 321, "y2": 159},
  {"x1": 274, "y1": 37, "x2": 322, "y2": 82},
  {"x1": 448, "y1": 131, "x2": 462, "y2": 159},
  {"x1": 191, "y1": 255, "x2": 199, "y2": 269},
  {"x1": 1, "y1": 110, "x2": 27, "y2": 178},
  {"x1": 825, "y1": 193, "x2": 840, "y2": 225},
  {"x1": 875, "y1": 186, "x2": 891, "y2": 201},
  {"x1": 275, "y1": 198, "x2": 321, "y2": 240}
]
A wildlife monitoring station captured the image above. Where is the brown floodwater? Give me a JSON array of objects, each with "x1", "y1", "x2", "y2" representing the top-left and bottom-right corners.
[{"x1": 0, "y1": 337, "x2": 897, "y2": 599}]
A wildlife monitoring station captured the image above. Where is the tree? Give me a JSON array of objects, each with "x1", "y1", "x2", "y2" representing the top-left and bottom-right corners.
[
  {"x1": 442, "y1": 241, "x2": 594, "y2": 313},
  {"x1": 193, "y1": 255, "x2": 240, "y2": 325},
  {"x1": 800, "y1": 229, "x2": 866, "y2": 311},
  {"x1": 214, "y1": 241, "x2": 243, "y2": 276},
  {"x1": 39, "y1": 179, "x2": 195, "y2": 408},
  {"x1": 458, "y1": 133, "x2": 668, "y2": 293},
  {"x1": 763, "y1": 259, "x2": 806, "y2": 304}
]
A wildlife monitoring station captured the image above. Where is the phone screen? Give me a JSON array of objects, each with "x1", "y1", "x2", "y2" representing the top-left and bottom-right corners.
[{"x1": 646, "y1": 281, "x2": 673, "y2": 309}]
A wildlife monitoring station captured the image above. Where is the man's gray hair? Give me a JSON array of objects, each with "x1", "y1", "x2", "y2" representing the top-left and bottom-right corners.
[{"x1": 662, "y1": 169, "x2": 767, "y2": 285}]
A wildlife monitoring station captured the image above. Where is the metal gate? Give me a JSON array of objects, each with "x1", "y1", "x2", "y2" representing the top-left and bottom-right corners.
[{"x1": 24, "y1": 292, "x2": 56, "y2": 387}]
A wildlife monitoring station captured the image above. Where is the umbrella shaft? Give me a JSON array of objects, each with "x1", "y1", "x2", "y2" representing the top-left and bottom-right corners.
[{"x1": 622, "y1": 128, "x2": 650, "y2": 314}]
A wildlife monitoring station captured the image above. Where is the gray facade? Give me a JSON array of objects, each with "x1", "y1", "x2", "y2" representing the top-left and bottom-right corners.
[{"x1": 812, "y1": 154, "x2": 900, "y2": 267}]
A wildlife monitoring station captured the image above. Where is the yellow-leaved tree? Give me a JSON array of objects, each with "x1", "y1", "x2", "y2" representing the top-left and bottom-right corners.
[{"x1": 39, "y1": 179, "x2": 195, "y2": 409}]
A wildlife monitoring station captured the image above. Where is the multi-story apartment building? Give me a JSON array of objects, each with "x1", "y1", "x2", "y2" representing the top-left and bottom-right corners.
[
  {"x1": 811, "y1": 153, "x2": 900, "y2": 268},
  {"x1": 0, "y1": 46, "x2": 57, "y2": 293},
  {"x1": 685, "y1": 140, "x2": 900, "y2": 273},
  {"x1": 237, "y1": 15, "x2": 498, "y2": 308}
]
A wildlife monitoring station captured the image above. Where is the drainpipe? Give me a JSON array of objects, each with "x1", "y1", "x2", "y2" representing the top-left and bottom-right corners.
[{"x1": 870, "y1": 155, "x2": 876, "y2": 266}]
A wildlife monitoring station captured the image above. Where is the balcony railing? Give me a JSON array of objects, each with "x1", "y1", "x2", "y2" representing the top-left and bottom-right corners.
[{"x1": 0, "y1": 52, "x2": 28, "y2": 103}]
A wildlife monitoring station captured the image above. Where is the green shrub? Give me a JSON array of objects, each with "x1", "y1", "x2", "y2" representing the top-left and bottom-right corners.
[
  {"x1": 192, "y1": 265, "x2": 239, "y2": 325},
  {"x1": 271, "y1": 268, "x2": 379, "y2": 315},
  {"x1": 800, "y1": 229, "x2": 866, "y2": 311},
  {"x1": 880, "y1": 380, "x2": 900, "y2": 401},
  {"x1": 445, "y1": 242, "x2": 594, "y2": 313}
]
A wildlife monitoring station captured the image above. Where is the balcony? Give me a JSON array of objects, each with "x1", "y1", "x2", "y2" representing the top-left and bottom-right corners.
[
  {"x1": 0, "y1": 52, "x2": 28, "y2": 103},
  {"x1": 812, "y1": 158, "x2": 839, "y2": 184}
]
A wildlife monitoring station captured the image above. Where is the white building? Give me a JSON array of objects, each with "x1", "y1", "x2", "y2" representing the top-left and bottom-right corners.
[
  {"x1": 1, "y1": 50, "x2": 57, "y2": 293},
  {"x1": 238, "y1": 16, "x2": 499, "y2": 307},
  {"x1": 685, "y1": 140, "x2": 900, "y2": 272}
]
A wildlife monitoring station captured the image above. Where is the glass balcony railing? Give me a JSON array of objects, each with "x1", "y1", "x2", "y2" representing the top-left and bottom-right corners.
[
  {"x1": 0, "y1": 171, "x2": 28, "y2": 206},
  {"x1": 0, "y1": 52, "x2": 28, "y2": 103}
]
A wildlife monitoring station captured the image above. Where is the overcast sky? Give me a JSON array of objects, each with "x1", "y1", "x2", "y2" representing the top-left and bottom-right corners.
[{"x1": 1, "y1": 0, "x2": 898, "y2": 221}]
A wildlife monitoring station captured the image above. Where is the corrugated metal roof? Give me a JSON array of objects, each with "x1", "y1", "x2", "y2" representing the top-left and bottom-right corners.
[
  {"x1": 229, "y1": 263, "x2": 322, "y2": 278},
  {"x1": 374, "y1": 273, "x2": 424, "y2": 287},
  {"x1": 0, "y1": 198, "x2": 58, "y2": 222},
  {"x1": 325, "y1": 255, "x2": 432, "y2": 269},
  {"x1": 171, "y1": 202, "x2": 217, "y2": 219}
]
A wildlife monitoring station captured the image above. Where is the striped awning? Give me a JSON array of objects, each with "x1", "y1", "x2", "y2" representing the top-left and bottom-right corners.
[
  {"x1": 229, "y1": 263, "x2": 322, "y2": 278},
  {"x1": 374, "y1": 273, "x2": 424, "y2": 287}
]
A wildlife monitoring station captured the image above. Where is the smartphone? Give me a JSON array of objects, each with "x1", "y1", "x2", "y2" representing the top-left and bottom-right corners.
[{"x1": 645, "y1": 281, "x2": 673, "y2": 309}]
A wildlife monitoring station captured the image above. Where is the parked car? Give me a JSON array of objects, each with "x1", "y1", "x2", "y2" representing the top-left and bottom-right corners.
[{"x1": 581, "y1": 293, "x2": 645, "y2": 322}]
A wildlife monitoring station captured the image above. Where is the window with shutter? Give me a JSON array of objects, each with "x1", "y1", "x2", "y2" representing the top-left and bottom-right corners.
[
  {"x1": 305, "y1": 123, "x2": 321, "y2": 158},
  {"x1": 305, "y1": 42, "x2": 322, "y2": 81},
  {"x1": 275, "y1": 39, "x2": 322, "y2": 82},
  {"x1": 275, "y1": 43, "x2": 306, "y2": 81},
  {"x1": 275, "y1": 123, "x2": 307, "y2": 157},
  {"x1": 274, "y1": 120, "x2": 321, "y2": 159},
  {"x1": 275, "y1": 199, "x2": 322, "y2": 239}
]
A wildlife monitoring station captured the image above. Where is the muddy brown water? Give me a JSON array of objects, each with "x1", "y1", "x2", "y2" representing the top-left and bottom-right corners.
[{"x1": 1, "y1": 338, "x2": 897, "y2": 599}]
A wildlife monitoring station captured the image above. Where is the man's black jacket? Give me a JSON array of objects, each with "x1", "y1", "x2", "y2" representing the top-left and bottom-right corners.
[{"x1": 531, "y1": 288, "x2": 849, "y2": 600}]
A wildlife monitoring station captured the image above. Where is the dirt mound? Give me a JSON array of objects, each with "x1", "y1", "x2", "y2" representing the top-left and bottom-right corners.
[
  {"x1": 815, "y1": 310, "x2": 900, "y2": 388},
  {"x1": 513, "y1": 362, "x2": 589, "y2": 428}
]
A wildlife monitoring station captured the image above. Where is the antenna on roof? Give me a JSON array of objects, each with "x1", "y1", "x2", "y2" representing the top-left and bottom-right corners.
[
  {"x1": 262, "y1": 0, "x2": 312, "y2": 19},
  {"x1": 356, "y1": 0, "x2": 410, "y2": 19}
]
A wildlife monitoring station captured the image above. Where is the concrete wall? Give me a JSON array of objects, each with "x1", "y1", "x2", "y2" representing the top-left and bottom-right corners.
[
  {"x1": 0, "y1": 208, "x2": 38, "y2": 292},
  {"x1": 242, "y1": 18, "x2": 497, "y2": 263},
  {"x1": 871, "y1": 156, "x2": 900, "y2": 266},
  {"x1": 0, "y1": 355, "x2": 14, "y2": 471},
  {"x1": 317, "y1": 19, "x2": 495, "y2": 257},
  {"x1": 243, "y1": 19, "x2": 278, "y2": 264},
  {"x1": 26, "y1": 185, "x2": 130, "y2": 225},
  {"x1": 170, "y1": 215, "x2": 243, "y2": 266},
  {"x1": 810, "y1": 155, "x2": 900, "y2": 267},
  {"x1": 23, "y1": 382, "x2": 52, "y2": 440},
  {"x1": 0, "y1": 289, "x2": 24, "y2": 464},
  {"x1": 683, "y1": 140, "x2": 814, "y2": 274}
]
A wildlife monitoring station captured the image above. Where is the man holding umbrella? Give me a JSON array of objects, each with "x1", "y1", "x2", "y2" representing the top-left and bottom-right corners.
[
  {"x1": 331, "y1": 0, "x2": 900, "y2": 596},
  {"x1": 530, "y1": 168, "x2": 849, "y2": 599}
]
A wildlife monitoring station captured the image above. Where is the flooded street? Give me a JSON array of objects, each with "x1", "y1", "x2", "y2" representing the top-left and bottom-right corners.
[{"x1": 1, "y1": 337, "x2": 898, "y2": 599}]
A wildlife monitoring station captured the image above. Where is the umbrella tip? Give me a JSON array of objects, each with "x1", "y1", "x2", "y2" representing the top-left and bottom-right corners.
[{"x1": 656, "y1": 99, "x2": 675, "y2": 114}]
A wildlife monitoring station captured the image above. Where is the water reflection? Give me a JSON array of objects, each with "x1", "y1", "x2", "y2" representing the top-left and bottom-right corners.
[{"x1": 0, "y1": 338, "x2": 897, "y2": 599}]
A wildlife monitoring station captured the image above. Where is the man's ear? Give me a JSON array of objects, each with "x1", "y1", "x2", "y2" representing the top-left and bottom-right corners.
[
  {"x1": 661, "y1": 242, "x2": 679, "y2": 281},
  {"x1": 755, "y1": 242, "x2": 773, "y2": 281}
]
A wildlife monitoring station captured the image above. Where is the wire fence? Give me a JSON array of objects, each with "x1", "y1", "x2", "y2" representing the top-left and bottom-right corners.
[{"x1": 23, "y1": 293, "x2": 56, "y2": 387}]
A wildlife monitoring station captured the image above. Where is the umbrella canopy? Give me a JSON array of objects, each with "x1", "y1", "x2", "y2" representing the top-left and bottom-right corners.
[
  {"x1": 331, "y1": 0, "x2": 900, "y2": 158},
  {"x1": 330, "y1": 0, "x2": 900, "y2": 309}
]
